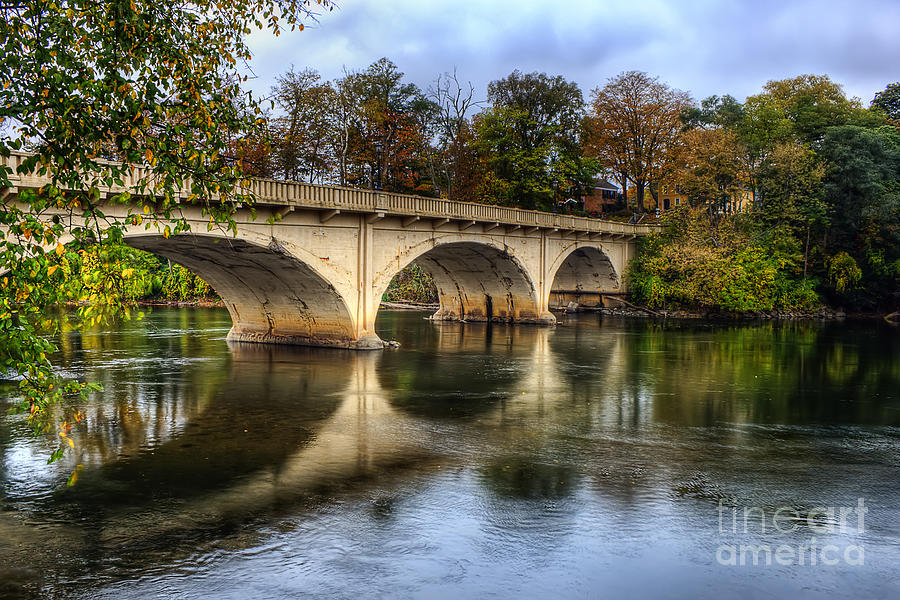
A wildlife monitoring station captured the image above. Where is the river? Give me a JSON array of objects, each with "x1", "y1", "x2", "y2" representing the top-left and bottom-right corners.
[{"x1": 1, "y1": 309, "x2": 899, "y2": 598}]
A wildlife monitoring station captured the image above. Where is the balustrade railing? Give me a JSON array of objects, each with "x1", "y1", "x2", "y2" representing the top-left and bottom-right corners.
[{"x1": 2, "y1": 151, "x2": 658, "y2": 235}]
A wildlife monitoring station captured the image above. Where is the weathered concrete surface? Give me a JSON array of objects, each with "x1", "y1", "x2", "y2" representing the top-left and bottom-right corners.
[
  {"x1": 126, "y1": 235, "x2": 366, "y2": 348},
  {"x1": 2, "y1": 151, "x2": 653, "y2": 349},
  {"x1": 375, "y1": 237, "x2": 548, "y2": 324},
  {"x1": 546, "y1": 246, "x2": 623, "y2": 309}
]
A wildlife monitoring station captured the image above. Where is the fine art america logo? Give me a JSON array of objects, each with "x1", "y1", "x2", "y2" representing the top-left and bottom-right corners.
[{"x1": 716, "y1": 498, "x2": 867, "y2": 566}]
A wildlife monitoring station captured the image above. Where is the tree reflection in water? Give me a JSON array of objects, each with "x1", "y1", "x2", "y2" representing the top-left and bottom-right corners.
[{"x1": 0, "y1": 310, "x2": 898, "y2": 599}]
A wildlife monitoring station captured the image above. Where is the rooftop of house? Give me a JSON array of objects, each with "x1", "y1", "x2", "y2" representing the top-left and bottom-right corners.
[{"x1": 593, "y1": 178, "x2": 620, "y2": 192}]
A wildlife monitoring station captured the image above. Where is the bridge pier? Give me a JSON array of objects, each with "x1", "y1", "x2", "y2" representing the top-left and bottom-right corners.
[
  {"x1": 427, "y1": 304, "x2": 556, "y2": 325},
  {"x1": 224, "y1": 328, "x2": 384, "y2": 350}
]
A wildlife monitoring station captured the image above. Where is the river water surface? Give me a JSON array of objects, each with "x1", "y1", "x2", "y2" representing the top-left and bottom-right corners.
[{"x1": 1, "y1": 309, "x2": 899, "y2": 598}]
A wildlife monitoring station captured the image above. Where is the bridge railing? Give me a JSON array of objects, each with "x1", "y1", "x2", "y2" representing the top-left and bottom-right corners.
[
  {"x1": 247, "y1": 178, "x2": 657, "y2": 235},
  {"x1": 2, "y1": 151, "x2": 659, "y2": 236}
]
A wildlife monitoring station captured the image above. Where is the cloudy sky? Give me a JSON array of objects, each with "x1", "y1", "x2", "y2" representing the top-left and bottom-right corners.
[{"x1": 248, "y1": 0, "x2": 899, "y2": 104}]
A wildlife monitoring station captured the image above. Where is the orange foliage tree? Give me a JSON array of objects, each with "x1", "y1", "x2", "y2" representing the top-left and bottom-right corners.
[{"x1": 586, "y1": 71, "x2": 693, "y2": 212}]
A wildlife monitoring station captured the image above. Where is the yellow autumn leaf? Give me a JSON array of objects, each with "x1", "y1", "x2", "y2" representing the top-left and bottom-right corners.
[
  {"x1": 55, "y1": 242, "x2": 65, "y2": 256},
  {"x1": 145, "y1": 149, "x2": 154, "y2": 163},
  {"x1": 48, "y1": 265, "x2": 58, "y2": 276}
]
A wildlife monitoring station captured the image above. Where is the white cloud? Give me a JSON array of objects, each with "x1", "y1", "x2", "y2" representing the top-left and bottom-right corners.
[{"x1": 245, "y1": 0, "x2": 900, "y2": 104}]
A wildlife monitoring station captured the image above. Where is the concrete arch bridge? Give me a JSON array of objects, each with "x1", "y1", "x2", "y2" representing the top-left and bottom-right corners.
[{"x1": 2, "y1": 152, "x2": 657, "y2": 349}]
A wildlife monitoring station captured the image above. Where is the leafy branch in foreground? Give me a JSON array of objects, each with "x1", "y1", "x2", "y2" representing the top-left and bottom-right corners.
[{"x1": 0, "y1": 0, "x2": 331, "y2": 466}]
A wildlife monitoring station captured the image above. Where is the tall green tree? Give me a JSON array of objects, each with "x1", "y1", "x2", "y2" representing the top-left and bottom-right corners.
[
  {"x1": 681, "y1": 94, "x2": 745, "y2": 130},
  {"x1": 477, "y1": 70, "x2": 587, "y2": 211},
  {"x1": 735, "y1": 75, "x2": 884, "y2": 219},
  {"x1": 270, "y1": 68, "x2": 336, "y2": 183},
  {"x1": 871, "y1": 82, "x2": 900, "y2": 122},
  {"x1": 740, "y1": 75, "x2": 878, "y2": 150},
  {"x1": 819, "y1": 125, "x2": 900, "y2": 304},
  {"x1": 754, "y1": 141, "x2": 827, "y2": 279}
]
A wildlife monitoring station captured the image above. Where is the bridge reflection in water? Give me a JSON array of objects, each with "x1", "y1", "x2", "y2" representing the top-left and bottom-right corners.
[
  {"x1": 2, "y1": 313, "x2": 597, "y2": 554},
  {"x1": 52, "y1": 345, "x2": 435, "y2": 545},
  {"x1": 1, "y1": 310, "x2": 899, "y2": 599}
]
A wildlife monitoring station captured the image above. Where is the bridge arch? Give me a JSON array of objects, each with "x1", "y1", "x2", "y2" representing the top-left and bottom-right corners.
[
  {"x1": 375, "y1": 238, "x2": 549, "y2": 323},
  {"x1": 124, "y1": 232, "x2": 367, "y2": 348},
  {"x1": 547, "y1": 244, "x2": 621, "y2": 309}
]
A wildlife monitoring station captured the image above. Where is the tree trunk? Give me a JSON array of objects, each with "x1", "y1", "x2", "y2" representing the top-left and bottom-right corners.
[
  {"x1": 803, "y1": 224, "x2": 810, "y2": 279},
  {"x1": 427, "y1": 154, "x2": 441, "y2": 198}
]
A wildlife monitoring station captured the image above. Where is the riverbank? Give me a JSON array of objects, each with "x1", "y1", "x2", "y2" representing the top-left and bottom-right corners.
[
  {"x1": 136, "y1": 299, "x2": 225, "y2": 308},
  {"x1": 133, "y1": 299, "x2": 441, "y2": 310},
  {"x1": 133, "y1": 298, "x2": 895, "y2": 322},
  {"x1": 380, "y1": 301, "x2": 439, "y2": 310},
  {"x1": 568, "y1": 304, "x2": 900, "y2": 322}
]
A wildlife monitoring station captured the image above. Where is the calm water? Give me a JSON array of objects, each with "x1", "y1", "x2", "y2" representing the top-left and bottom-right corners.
[{"x1": 1, "y1": 309, "x2": 899, "y2": 599}]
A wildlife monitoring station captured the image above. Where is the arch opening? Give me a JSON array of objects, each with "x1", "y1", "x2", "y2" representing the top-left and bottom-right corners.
[
  {"x1": 549, "y1": 246, "x2": 620, "y2": 310},
  {"x1": 415, "y1": 242, "x2": 541, "y2": 322},
  {"x1": 380, "y1": 241, "x2": 547, "y2": 324},
  {"x1": 126, "y1": 234, "x2": 363, "y2": 348}
]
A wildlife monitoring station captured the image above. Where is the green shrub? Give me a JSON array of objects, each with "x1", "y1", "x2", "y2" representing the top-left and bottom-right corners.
[
  {"x1": 628, "y1": 207, "x2": 822, "y2": 312},
  {"x1": 827, "y1": 252, "x2": 862, "y2": 294},
  {"x1": 382, "y1": 263, "x2": 438, "y2": 303}
]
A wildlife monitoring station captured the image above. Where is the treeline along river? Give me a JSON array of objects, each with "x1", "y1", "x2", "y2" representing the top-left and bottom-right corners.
[{"x1": 1, "y1": 309, "x2": 899, "y2": 598}]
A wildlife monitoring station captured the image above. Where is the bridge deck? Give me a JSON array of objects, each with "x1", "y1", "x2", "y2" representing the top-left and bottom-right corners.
[{"x1": 1, "y1": 151, "x2": 658, "y2": 236}]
